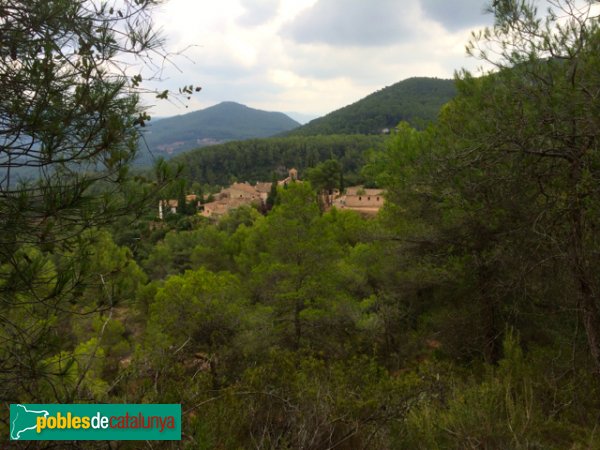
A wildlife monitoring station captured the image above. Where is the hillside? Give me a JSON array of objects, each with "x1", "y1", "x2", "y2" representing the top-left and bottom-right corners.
[
  {"x1": 174, "y1": 134, "x2": 385, "y2": 186},
  {"x1": 136, "y1": 102, "x2": 300, "y2": 164},
  {"x1": 287, "y1": 77, "x2": 456, "y2": 136}
]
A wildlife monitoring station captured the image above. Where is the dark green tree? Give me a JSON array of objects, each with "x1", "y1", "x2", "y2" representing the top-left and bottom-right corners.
[
  {"x1": 241, "y1": 183, "x2": 343, "y2": 350},
  {"x1": 266, "y1": 172, "x2": 278, "y2": 210},
  {"x1": 460, "y1": 0, "x2": 600, "y2": 371},
  {"x1": 0, "y1": 0, "x2": 198, "y2": 405},
  {"x1": 307, "y1": 159, "x2": 342, "y2": 207}
]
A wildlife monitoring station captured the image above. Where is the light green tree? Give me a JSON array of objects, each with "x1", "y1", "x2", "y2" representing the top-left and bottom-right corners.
[
  {"x1": 143, "y1": 268, "x2": 248, "y2": 393},
  {"x1": 239, "y1": 183, "x2": 363, "y2": 353}
]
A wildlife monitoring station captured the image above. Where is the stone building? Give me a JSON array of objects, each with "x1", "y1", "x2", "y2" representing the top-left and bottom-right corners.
[
  {"x1": 332, "y1": 186, "x2": 385, "y2": 216},
  {"x1": 159, "y1": 169, "x2": 388, "y2": 220},
  {"x1": 199, "y1": 182, "x2": 262, "y2": 219},
  {"x1": 278, "y1": 168, "x2": 298, "y2": 186}
]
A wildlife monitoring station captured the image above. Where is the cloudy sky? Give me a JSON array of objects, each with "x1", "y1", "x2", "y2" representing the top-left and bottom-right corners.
[{"x1": 143, "y1": 0, "x2": 497, "y2": 120}]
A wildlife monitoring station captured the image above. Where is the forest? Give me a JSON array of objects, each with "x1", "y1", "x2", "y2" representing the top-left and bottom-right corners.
[
  {"x1": 2, "y1": 0, "x2": 600, "y2": 449},
  {"x1": 171, "y1": 134, "x2": 385, "y2": 187}
]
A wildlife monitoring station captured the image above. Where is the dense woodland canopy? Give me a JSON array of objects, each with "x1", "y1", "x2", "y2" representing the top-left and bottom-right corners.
[
  {"x1": 2, "y1": 0, "x2": 600, "y2": 449},
  {"x1": 172, "y1": 134, "x2": 385, "y2": 187}
]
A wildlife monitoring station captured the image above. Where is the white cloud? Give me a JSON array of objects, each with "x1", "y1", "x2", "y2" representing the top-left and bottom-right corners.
[
  {"x1": 238, "y1": 0, "x2": 282, "y2": 26},
  {"x1": 285, "y1": 0, "x2": 422, "y2": 47},
  {"x1": 143, "y1": 0, "x2": 497, "y2": 118}
]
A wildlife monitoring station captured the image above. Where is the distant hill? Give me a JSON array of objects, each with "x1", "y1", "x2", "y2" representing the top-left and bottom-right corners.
[
  {"x1": 287, "y1": 77, "x2": 456, "y2": 136},
  {"x1": 136, "y1": 102, "x2": 300, "y2": 164}
]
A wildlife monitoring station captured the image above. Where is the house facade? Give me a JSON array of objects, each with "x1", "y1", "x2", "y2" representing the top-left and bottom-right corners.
[
  {"x1": 332, "y1": 186, "x2": 385, "y2": 216},
  {"x1": 158, "y1": 199, "x2": 179, "y2": 219}
]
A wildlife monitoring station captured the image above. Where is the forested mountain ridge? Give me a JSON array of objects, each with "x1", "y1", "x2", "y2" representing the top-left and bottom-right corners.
[
  {"x1": 136, "y1": 102, "x2": 300, "y2": 165},
  {"x1": 163, "y1": 78, "x2": 455, "y2": 187},
  {"x1": 137, "y1": 78, "x2": 454, "y2": 169},
  {"x1": 286, "y1": 77, "x2": 456, "y2": 136}
]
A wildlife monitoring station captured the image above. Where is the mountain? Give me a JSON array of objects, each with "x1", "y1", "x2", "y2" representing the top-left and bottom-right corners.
[
  {"x1": 136, "y1": 102, "x2": 300, "y2": 164},
  {"x1": 286, "y1": 77, "x2": 456, "y2": 136}
]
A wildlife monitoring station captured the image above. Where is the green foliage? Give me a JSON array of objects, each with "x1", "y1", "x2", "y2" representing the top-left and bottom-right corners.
[
  {"x1": 142, "y1": 212, "x2": 261, "y2": 278},
  {"x1": 140, "y1": 267, "x2": 250, "y2": 397},
  {"x1": 78, "y1": 230, "x2": 147, "y2": 307},
  {"x1": 0, "y1": 0, "x2": 181, "y2": 407},
  {"x1": 186, "y1": 351, "x2": 424, "y2": 450},
  {"x1": 0, "y1": 229, "x2": 145, "y2": 408},
  {"x1": 240, "y1": 183, "x2": 342, "y2": 349},
  {"x1": 266, "y1": 178, "x2": 278, "y2": 210},
  {"x1": 439, "y1": 0, "x2": 600, "y2": 368},
  {"x1": 173, "y1": 134, "x2": 384, "y2": 186},
  {"x1": 397, "y1": 333, "x2": 600, "y2": 449},
  {"x1": 146, "y1": 268, "x2": 245, "y2": 352},
  {"x1": 4, "y1": 1, "x2": 600, "y2": 448},
  {"x1": 354, "y1": 2, "x2": 600, "y2": 447},
  {"x1": 306, "y1": 159, "x2": 342, "y2": 199}
]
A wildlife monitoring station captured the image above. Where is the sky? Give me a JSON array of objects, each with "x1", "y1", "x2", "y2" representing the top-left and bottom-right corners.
[{"x1": 141, "y1": 0, "x2": 498, "y2": 120}]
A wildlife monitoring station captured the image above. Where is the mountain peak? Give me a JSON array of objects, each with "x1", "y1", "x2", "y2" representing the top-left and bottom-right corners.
[
  {"x1": 212, "y1": 101, "x2": 246, "y2": 108},
  {"x1": 287, "y1": 77, "x2": 456, "y2": 136},
  {"x1": 136, "y1": 102, "x2": 300, "y2": 165}
]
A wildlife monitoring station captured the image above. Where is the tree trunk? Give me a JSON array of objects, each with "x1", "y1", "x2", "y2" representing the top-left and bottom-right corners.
[
  {"x1": 575, "y1": 267, "x2": 600, "y2": 374},
  {"x1": 569, "y1": 160, "x2": 600, "y2": 374},
  {"x1": 294, "y1": 298, "x2": 304, "y2": 350},
  {"x1": 478, "y1": 263, "x2": 501, "y2": 364}
]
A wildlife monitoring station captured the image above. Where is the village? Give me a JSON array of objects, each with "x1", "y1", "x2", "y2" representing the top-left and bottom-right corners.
[{"x1": 159, "y1": 168, "x2": 385, "y2": 220}]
